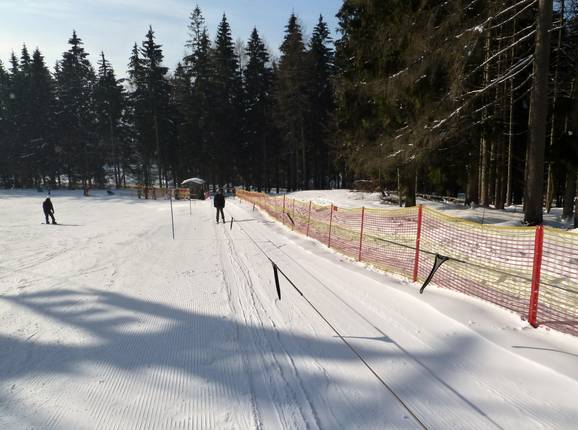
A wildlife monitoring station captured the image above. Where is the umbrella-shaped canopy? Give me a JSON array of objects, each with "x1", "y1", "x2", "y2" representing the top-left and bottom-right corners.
[{"x1": 181, "y1": 177, "x2": 206, "y2": 186}]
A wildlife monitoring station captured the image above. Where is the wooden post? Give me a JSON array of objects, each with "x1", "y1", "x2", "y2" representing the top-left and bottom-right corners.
[
  {"x1": 528, "y1": 225, "x2": 545, "y2": 327},
  {"x1": 282, "y1": 195, "x2": 286, "y2": 225},
  {"x1": 306, "y1": 201, "x2": 312, "y2": 237},
  {"x1": 328, "y1": 204, "x2": 334, "y2": 248},
  {"x1": 413, "y1": 205, "x2": 423, "y2": 282},
  {"x1": 358, "y1": 207, "x2": 365, "y2": 261}
]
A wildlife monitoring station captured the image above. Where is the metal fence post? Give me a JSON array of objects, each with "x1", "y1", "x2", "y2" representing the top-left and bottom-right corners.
[
  {"x1": 528, "y1": 225, "x2": 544, "y2": 327},
  {"x1": 413, "y1": 205, "x2": 423, "y2": 282},
  {"x1": 358, "y1": 207, "x2": 365, "y2": 261},
  {"x1": 282, "y1": 195, "x2": 286, "y2": 225}
]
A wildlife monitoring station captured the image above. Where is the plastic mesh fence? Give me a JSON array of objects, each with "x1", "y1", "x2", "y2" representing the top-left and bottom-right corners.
[
  {"x1": 236, "y1": 190, "x2": 578, "y2": 336},
  {"x1": 419, "y1": 208, "x2": 536, "y2": 317},
  {"x1": 540, "y1": 229, "x2": 578, "y2": 335},
  {"x1": 362, "y1": 207, "x2": 418, "y2": 277}
]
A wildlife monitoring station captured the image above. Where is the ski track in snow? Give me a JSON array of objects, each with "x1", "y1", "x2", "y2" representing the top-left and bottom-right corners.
[{"x1": 0, "y1": 191, "x2": 578, "y2": 429}]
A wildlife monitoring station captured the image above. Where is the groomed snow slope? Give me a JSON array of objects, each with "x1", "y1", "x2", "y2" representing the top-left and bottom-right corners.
[{"x1": 1, "y1": 190, "x2": 578, "y2": 429}]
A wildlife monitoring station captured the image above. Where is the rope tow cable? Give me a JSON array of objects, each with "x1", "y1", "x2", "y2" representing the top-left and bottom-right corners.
[{"x1": 228, "y1": 215, "x2": 429, "y2": 430}]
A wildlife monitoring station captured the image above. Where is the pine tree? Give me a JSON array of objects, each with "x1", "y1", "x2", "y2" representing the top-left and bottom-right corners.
[
  {"x1": 277, "y1": 13, "x2": 310, "y2": 190},
  {"x1": 29, "y1": 48, "x2": 57, "y2": 185},
  {"x1": 0, "y1": 60, "x2": 10, "y2": 186},
  {"x1": 126, "y1": 43, "x2": 150, "y2": 186},
  {"x1": 54, "y1": 31, "x2": 97, "y2": 189},
  {"x1": 131, "y1": 27, "x2": 172, "y2": 187},
  {"x1": 180, "y1": 6, "x2": 213, "y2": 182},
  {"x1": 244, "y1": 28, "x2": 274, "y2": 190},
  {"x1": 208, "y1": 14, "x2": 243, "y2": 186},
  {"x1": 185, "y1": 5, "x2": 206, "y2": 73},
  {"x1": 308, "y1": 15, "x2": 335, "y2": 189},
  {"x1": 94, "y1": 52, "x2": 126, "y2": 187},
  {"x1": 171, "y1": 62, "x2": 192, "y2": 183}
]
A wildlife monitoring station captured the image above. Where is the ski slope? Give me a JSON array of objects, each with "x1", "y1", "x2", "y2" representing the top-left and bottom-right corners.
[{"x1": 1, "y1": 190, "x2": 578, "y2": 429}]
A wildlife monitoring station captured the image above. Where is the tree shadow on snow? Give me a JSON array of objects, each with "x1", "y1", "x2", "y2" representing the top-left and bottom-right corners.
[{"x1": 0, "y1": 288, "x2": 569, "y2": 428}]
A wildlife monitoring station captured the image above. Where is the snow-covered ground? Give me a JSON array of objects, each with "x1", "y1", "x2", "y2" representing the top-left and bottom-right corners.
[
  {"x1": 1, "y1": 190, "x2": 578, "y2": 429},
  {"x1": 288, "y1": 189, "x2": 574, "y2": 229}
]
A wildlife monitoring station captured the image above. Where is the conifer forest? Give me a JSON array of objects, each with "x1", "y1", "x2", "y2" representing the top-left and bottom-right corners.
[{"x1": 1, "y1": 1, "x2": 577, "y2": 225}]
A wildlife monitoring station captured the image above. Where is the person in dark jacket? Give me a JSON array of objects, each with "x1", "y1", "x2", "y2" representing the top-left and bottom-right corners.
[
  {"x1": 42, "y1": 197, "x2": 57, "y2": 224},
  {"x1": 214, "y1": 189, "x2": 225, "y2": 223}
]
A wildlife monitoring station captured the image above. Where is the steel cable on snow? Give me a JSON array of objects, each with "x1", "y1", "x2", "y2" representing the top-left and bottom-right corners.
[
  {"x1": 224, "y1": 212, "x2": 429, "y2": 430},
  {"x1": 231, "y1": 213, "x2": 504, "y2": 430}
]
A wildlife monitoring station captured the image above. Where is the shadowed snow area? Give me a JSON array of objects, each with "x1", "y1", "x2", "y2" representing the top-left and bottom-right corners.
[{"x1": 1, "y1": 190, "x2": 578, "y2": 429}]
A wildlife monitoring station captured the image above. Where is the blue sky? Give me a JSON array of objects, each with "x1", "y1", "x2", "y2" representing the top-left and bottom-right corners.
[{"x1": 0, "y1": 0, "x2": 342, "y2": 77}]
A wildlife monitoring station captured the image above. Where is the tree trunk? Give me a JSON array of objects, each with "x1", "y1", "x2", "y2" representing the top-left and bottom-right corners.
[
  {"x1": 495, "y1": 139, "x2": 506, "y2": 209},
  {"x1": 404, "y1": 165, "x2": 417, "y2": 207},
  {"x1": 154, "y1": 114, "x2": 162, "y2": 187},
  {"x1": 479, "y1": 31, "x2": 492, "y2": 207},
  {"x1": 466, "y1": 139, "x2": 479, "y2": 206},
  {"x1": 397, "y1": 167, "x2": 402, "y2": 207},
  {"x1": 524, "y1": 0, "x2": 552, "y2": 225},
  {"x1": 109, "y1": 116, "x2": 119, "y2": 188},
  {"x1": 545, "y1": 0, "x2": 564, "y2": 213},
  {"x1": 480, "y1": 136, "x2": 491, "y2": 206},
  {"x1": 506, "y1": 76, "x2": 515, "y2": 206},
  {"x1": 489, "y1": 140, "x2": 496, "y2": 205}
]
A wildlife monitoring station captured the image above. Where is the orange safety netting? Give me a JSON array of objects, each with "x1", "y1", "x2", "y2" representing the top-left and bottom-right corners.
[{"x1": 237, "y1": 189, "x2": 578, "y2": 337}]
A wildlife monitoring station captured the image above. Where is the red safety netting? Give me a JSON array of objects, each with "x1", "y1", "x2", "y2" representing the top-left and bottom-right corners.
[
  {"x1": 418, "y1": 208, "x2": 536, "y2": 318},
  {"x1": 539, "y1": 230, "x2": 578, "y2": 335},
  {"x1": 236, "y1": 190, "x2": 578, "y2": 336}
]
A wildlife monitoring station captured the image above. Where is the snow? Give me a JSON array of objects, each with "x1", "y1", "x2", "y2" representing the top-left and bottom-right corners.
[
  {"x1": 1, "y1": 189, "x2": 578, "y2": 429},
  {"x1": 287, "y1": 189, "x2": 574, "y2": 229}
]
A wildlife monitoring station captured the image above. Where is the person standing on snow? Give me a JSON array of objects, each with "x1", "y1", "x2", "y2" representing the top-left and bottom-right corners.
[
  {"x1": 42, "y1": 197, "x2": 57, "y2": 224},
  {"x1": 214, "y1": 188, "x2": 226, "y2": 223}
]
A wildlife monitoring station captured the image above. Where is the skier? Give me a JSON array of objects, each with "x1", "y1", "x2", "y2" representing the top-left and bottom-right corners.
[
  {"x1": 214, "y1": 188, "x2": 226, "y2": 223},
  {"x1": 42, "y1": 197, "x2": 57, "y2": 225}
]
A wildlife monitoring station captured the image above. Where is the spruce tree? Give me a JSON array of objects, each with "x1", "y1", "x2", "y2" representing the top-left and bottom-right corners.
[
  {"x1": 54, "y1": 31, "x2": 97, "y2": 189},
  {"x1": 126, "y1": 43, "x2": 149, "y2": 185},
  {"x1": 130, "y1": 27, "x2": 172, "y2": 187},
  {"x1": 244, "y1": 28, "x2": 273, "y2": 190},
  {"x1": 308, "y1": 16, "x2": 335, "y2": 188},
  {"x1": 277, "y1": 13, "x2": 310, "y2": 190},
  {"x1": 0, "y1": 61, "x2": 10, "y2": 186},
  {"x1": 171, "y1": 62, "x2": 192, "y2": 183},
  {"x1": 29, "y1": 48, "x2": 57, "y2": 185},
  {"x1": 179, "y1": 6, "x2": 213, "y2": 181},
  {"x1": 209, "y1": 14, "x2": 243, "y2": 186},
  {"x1": 94, "y1": 52, "x2": 126, "y2": 187}
]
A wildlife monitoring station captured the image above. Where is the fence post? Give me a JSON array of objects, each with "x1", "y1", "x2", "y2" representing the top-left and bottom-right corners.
[
  {"x1": 282, "y1": 195, "x2": 286, "y2": 225},
  {"x1": 292, "y1": 199, "x2": 295, "y2": 231},
  {"x1": 307, "y1": 201, "x2": 312, "y2": 237},
  {"x1": 328, "y1": 204, "x2": 334, "y2": 248},
  {"x1": 528, "y1": 225, "x2": 544, "y2": 328},
  {"x1": 413, "y1": 205, "x2": 423, "y2": 282},
  {"x1": 358, "y1": 207, "x2": 365, "y2": 261}
]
